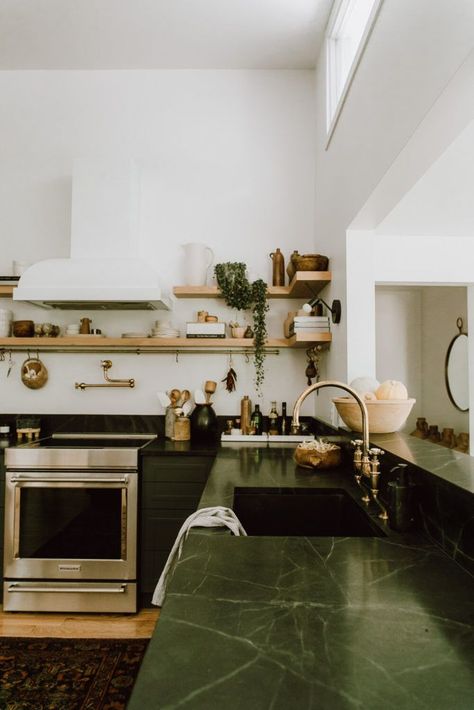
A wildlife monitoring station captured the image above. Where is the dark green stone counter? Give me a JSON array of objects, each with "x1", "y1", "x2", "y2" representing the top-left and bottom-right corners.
[{"x1": 129, "y1": 446, "x2": 474, "y2": 710}]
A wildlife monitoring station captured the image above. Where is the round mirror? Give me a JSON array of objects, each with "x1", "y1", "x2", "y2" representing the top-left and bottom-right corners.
[{"x1": 445, "y1": 318, "x2": 469, "y2": 411}]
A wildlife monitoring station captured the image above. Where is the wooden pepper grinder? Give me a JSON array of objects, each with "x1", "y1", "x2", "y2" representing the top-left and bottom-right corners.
[{"x1": 270, "y1": 248, "x2": 285, "y2": 286}]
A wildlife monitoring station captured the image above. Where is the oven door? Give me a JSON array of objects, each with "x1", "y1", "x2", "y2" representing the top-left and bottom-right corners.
[{"x1": 3, "y1": 469, "x2": 137, "y2": 581}]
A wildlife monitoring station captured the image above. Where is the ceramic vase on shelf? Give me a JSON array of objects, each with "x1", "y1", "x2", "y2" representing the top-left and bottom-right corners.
[
  {"x1": 181, "y1": 243, "x2": 214, "y2": 286},
  {"x1": 190, "y1": 403, "x2": 218, "y2": 442},
  {"x1": 269, "y1": 248, "x2": 285, "y2": 286},
  {"x1": 286, "y1": 250, "x2": 299, "y2": 282}
]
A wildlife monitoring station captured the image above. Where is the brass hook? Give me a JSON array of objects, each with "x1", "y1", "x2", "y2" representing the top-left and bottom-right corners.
[{"x1": 175, "y1": 350, "x2": 179, "y2": 363}]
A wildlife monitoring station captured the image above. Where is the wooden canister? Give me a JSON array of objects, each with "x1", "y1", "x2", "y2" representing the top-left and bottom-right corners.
[{"x1": 173, "y1": 415, "x2": 191, "y2": 441}]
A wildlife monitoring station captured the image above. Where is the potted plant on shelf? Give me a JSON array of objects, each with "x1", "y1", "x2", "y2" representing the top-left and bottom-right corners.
[{"x1": 214, "y1": 262, "x2": 269, "y2": 393}]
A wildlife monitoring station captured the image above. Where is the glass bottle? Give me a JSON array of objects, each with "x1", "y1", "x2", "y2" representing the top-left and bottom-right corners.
[
  {"x1": 250, "y1": 404, "x2": 263, "y2": 435},
  {"x1": 268, "y1": 401, "x2": 279, "y2": 435},
  {"x1": 280, "y1": 402, "x2": 288, "y2": 436},
  {"x1": 0, "y1": 425, "x2": 11, "y2": 449}
]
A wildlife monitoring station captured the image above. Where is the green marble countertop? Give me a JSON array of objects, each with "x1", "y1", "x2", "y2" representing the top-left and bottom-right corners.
[
  {"x1": 129, "y1": 446, "x2": 474, "y2": 710},
  {"x1": 370, "y1": 431, "x2": 474, "y2": 494}
]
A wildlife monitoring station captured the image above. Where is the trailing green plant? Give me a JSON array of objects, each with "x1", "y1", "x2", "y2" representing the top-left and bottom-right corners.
[
  {"x1": 214, "y1": 263, "x2": 269, "y2": 393},
  {"x1": 250, "y1": 278, "x2": 269, "y2": 393},
  {"x1": 214, "y1": 263, "x2": 251, "y2": 310}
]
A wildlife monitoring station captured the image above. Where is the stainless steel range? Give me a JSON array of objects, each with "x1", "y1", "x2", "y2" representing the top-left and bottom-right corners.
[{"x1": 3, "y1": 432, "x2": 156, "y2": 613}]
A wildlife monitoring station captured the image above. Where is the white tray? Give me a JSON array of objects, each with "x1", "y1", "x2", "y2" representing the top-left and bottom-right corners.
[{"x1": 221, "y1": 433, "x2": 315, "y2": 443}]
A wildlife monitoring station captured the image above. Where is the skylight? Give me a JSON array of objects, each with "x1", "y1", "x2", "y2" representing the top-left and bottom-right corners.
[{"x1": 326, "y1": 0, "x2": 383, "y2": 142}]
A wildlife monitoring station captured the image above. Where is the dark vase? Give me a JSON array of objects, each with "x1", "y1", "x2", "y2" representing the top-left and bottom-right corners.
[{"x1": 190, "y1": 404, "x2": 218, "y2": 442}]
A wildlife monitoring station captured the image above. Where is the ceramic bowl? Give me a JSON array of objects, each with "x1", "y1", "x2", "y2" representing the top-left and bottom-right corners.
[
  {"x1": 294, "y1": 443, "x2": 341, "y2": 470},
  {"x1": 293, "y1": 254, "x2": 329, "y2": 271},
  {"x1": 333, "y1": 397, "x2": 416, "y2": 434},
  {"x1": 12, "y1": 320, "x2": 34, "y2": 337},
  {"x1": 231, "y1": 327, "x2": 246, "y2": 338}
]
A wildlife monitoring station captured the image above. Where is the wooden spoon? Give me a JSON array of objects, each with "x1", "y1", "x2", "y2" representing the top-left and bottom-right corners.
[
  {"x1": 204, "y1": 380, "x2": 217, "y2": 403},
  {"x1": 169, "y1": 389, "x2": 181, "y2": 407}
]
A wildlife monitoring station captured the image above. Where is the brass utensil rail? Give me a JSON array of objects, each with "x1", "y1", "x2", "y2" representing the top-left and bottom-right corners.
[{"x1": 1, "y1": 346, "x2": 281, "y2": 356}]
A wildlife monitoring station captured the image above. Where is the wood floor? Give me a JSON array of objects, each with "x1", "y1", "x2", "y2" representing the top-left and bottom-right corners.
[{"x1": 0, "y1": 607, "x2": 160, "y2": 639}]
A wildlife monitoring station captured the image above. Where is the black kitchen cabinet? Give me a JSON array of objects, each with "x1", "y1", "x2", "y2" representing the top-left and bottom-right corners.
[
  {"x1": 0, "y1": 455, "x2": 5, "y2": 602},
  {"x1": 139, "y1": 454, "x2": 215, "y2": 607}
]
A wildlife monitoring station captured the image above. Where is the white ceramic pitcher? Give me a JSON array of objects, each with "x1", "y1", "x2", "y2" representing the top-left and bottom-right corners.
[{"x1": 181, "y1": 243, "x2": 214, "y2": 286}]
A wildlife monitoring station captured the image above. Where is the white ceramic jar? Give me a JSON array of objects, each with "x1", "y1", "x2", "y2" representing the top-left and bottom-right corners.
[
  {"x1": 181, "y1": 243, "x2": 214, "y2": 286},
  {"x1": 0, "y1": 309, "x2": 12, "y2": 337}
]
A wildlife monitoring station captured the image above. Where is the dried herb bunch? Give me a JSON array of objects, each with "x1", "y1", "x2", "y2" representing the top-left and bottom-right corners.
[{"x1": 214, "y1": 262, "x2": 269, "y2": 393}]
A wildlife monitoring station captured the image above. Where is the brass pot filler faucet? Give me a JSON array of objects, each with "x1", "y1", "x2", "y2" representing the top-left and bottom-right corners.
[{"x1": 292, "y1": 380, "x2": 388, "y2": 521}]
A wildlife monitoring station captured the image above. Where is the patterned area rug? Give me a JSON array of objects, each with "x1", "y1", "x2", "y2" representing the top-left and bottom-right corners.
[{"x1": 0, "y1": 636, "x2": 149, "y2": 709}]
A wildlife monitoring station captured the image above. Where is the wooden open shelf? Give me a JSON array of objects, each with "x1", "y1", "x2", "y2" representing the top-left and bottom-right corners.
[
  {"x1": 0, "y1": 271, "x2": 333, "y2": 352},
  {"x1": 173, "y1": 271, "x2": 331, "y2": 300},
  {"x1": 0, "y1": 333, "x2": 331, "y2": 351},
  {"x1": 0, "y1": 286, "x2": 15, "y2": 297},
  {"x1": 1, "y1": 271, "x2": 331, "y2": 301}
]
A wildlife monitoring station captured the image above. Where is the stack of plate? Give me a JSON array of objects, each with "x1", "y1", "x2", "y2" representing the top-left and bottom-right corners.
[
  {"x1": 121, "y1": 332, "x2": 148, "y2": 339},
  {"x1": 150, "y1": 322, "x2": 180, "y2": 338}
]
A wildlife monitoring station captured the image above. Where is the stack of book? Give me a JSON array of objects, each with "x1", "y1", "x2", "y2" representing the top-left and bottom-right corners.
[
  {"x1": 186, "y1": 322, "x2": 226, "y2": 338},
  {"x1": 0, "y1": 276, "x2": 20, "y2": 285},
  {"x1": 289, "y1": 315, "x2": 330, "y2": 336}
]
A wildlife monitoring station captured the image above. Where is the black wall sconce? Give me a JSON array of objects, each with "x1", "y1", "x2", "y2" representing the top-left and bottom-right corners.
[{"x1": 303, "y1": 296, "x2": 342, "y2": 324}]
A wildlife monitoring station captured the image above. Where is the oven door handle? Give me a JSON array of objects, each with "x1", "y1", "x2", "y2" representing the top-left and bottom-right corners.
[
  {"x1": 7, "y1": 583, "x2": 127, "y2": 594},
  {"x1": 9, "y1": 476, "x2": 130, "y2": 484}
]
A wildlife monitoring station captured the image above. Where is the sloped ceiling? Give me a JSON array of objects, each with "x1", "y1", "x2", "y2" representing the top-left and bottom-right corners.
[
  {"x1": 0, "y1": 0, "x2": 333, "y2": 70},
  {"x1": 376, "y1": 120, "x2": 474, "y2": 237}
]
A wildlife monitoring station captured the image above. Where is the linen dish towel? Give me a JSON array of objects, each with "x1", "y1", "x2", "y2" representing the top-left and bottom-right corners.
[{"x1": 152, "y1": 506, "x2": 247, "y2": 606}]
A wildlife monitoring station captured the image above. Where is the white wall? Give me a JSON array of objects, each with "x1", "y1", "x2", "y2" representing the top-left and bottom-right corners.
[
  {"x1": 355, "y1": 233, "x2": 474, "y2": 448},
  {"x1": 375, "y1": 287, "x2": 422, "y2": 433},
  {"x1": 421, "y1": 287, "x2": 468, "y2": 434},
  {"x1": 374, "y1": 285, "x2": 469, "y2": 436},
  {"x1": 373, "y1": 121, "x2": 474, "y2": 238},
  {"x1": 345, "y1": 117, "x2": 474, "y2": 438},
  {"x1": 312, "y1": 0, "x2": 474, "y2": 404},
  {"x1": 0, "y1": 69, "x2": 319, "y2": 417},
  {"x1": 343, "y1": 77, "x2": 474, "y2": 438}
]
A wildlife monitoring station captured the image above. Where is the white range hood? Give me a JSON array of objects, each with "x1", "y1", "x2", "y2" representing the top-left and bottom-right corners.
[
  {"x1": 13, "y1": 257, "x2": 171, "y2": 310},
  {"x1": 13, "y1": 160, "x2": 171, "y2": 311}
]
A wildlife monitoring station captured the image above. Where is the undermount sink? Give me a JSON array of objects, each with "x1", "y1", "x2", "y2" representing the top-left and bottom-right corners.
[{"x1": 233, "y1": 487, "x2": 385, "y2": 537}]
